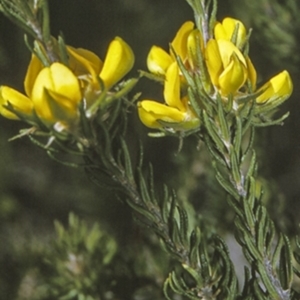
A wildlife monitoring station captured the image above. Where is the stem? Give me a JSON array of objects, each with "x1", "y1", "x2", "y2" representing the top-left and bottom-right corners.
[
  {"x1": 88, "y1": 147, "x2": 191, "y2": 265},
  {"x1": 211, "y1": 122, "x2": 290, "y2": 299}
]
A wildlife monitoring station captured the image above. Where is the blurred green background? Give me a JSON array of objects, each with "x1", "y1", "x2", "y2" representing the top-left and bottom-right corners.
[{"x1": 0, "y1": 0, "x2": 300, "y2": 299}]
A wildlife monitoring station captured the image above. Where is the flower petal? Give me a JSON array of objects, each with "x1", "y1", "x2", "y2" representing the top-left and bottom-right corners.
[
  {"x1": 163, "y1": 62, "x2": 186, "y2": 112},
  {"x1": 100, "y1": 37, "x2": 134, "y2": 89},
  {"x1": 217, "y1": 39, "x2": 246, "y2": 67},
  {"x1": 138, "y1": 100, "x2": 185, "y2": 128},
  {"x1": 0, "y1": 86, "x2": 33, "y2": 120},
  {"x1": 214, "y1": 17, "x2": 246, "y2": 48},
  {"x1": 205, "y1": 39, "x2": 223, "y2": 87},
  {"x1": 171, "y1": 21, "x2": 194, "y2": 60},
  {"x1": 219, "y1": 53, "x2": 247, "y2": 95},
  {"x1": 67, "y1": 46, "x2": 102, "y2": 80},
  {"x1": 24, "y1": 54, "x2": 44, "y2": 98},
  {"x1": 256, "y1": 70, "x2": 293, "y2": 103},
  {"x1": 32, "y1": 63, "x2": 81, "y2": 123},
  {"x1": 147, "y1": 45, "x2": 173, "y2": 75}
]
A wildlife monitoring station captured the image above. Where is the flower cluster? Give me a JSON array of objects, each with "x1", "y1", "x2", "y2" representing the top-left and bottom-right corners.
[
  {"x1": 0, "y1": 37, "x2": 134, "y2": 133},
  {"x1": 138, "y1": 17, "x2": 293, "y2": 132}
]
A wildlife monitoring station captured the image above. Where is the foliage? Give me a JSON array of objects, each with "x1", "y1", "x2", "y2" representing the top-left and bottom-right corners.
[{"x1": 0, "y1": 0, "x2": 299, "y2": 299}]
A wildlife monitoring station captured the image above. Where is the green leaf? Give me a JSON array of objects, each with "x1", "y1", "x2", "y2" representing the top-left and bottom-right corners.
[
  {"x1": 252, "y1": 111, "x2": 290, "y2": 127},
  {"x1": 279, "y1": 235, "x2": 293, "y2": 290},
  {"x1": 215, "y1": 170, "x2": 240, "y2": 201},
  {"x1": 203, "y1": 110, "x2": 226, "y2": 154},
  {"x1": 217, "y1": 94, "x2": 230, "y2": 143},
  {"x1": 233, "y1": 116, "x2": 242, "y2": 157},
  {"x1": 256, "y1": 261, "x2": 280, "y2": 298},
  {"x1": 203, "y1": 134, "x2": 227, "y2": 167},
  {"x1": 230, "y1": 148, "x2": 244, "y2": 195},
  {"x1": 120, "y1": 137, "x2": 134, "y2": 184}
]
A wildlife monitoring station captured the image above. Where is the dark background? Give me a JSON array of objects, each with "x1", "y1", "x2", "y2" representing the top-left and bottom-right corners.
[{"x1": 0, "y1": 0, "x2": 299, "y2": 298}]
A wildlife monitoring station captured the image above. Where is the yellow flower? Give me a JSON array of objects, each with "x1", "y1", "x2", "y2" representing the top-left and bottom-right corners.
[
  {"x1": 0, "y1": 86, "x2": 33, "y2": 120},
  {"x1": 214, "y1": 17, "x2": 247, "y2": 48},
  {"x1": 147, "y1": 21, "x2": 195, "y2": 75},
  {"x1": 26, "y1": 37, "x2": 134, "y2": 91},
  {"x1": 138, "y1": 62, "x2": 200, "y2": 130},
  {"x1": 2, "y1": 58, "x2": 82, "y2": 126},
  {"x1": 205, "y1": 39, "x2": 251, "y2": 95},
  {"x1": 256, "y1": 70, "x2": 293, "y2": 104},
  {"x1": 31, "y1": 62, "x2": 82, "y2": 126},
  {"x1": 1, "y1": 37, "x2": 134, "y2": 127}
]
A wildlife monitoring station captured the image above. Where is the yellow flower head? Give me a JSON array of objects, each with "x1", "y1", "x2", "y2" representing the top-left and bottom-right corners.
[
  {"x1": 25, "y1": 37, "x2": 134, "y2": 97},
  {"x1": 1, "y1": 37, "x2": 134, "y2": 129},
  {"x1": 205, "y1": 39, "x2": 255, "y2": 95},
  {"x1": 31, "y1": 62, "x2": 82, "y2": 126},
  {"x1": 138, "y1": 62, "x2": 200, "y2": 131}
]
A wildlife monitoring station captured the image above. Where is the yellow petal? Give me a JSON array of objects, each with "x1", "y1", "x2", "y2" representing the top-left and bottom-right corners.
[
  {"x1": 147, "y1": 45, "x2": 173, "y2": 75},
  {"x1": 205, "y1": 39, "x2": 223, "y2": 87},
  {"x1": 163, "y1": 62, "x2": 185, "y2": 112},
  {"x1": 0, "y1": 86, "x2": 33, "y2": 120},
  {"x1": 256, "y1": 70, "x2": 293, "y2": 103},
  {"x1": 67, "y1": 46, "x2": 102, "y2": 80},
  {"x1": 214, "y1": 22, "x2": 228, "y2": 40},
  {"x1": 138, "y1": 100, "x2": 185, "y2": 128},
  {"x1": 217, "y1": 39, "x2": 246, "y2": 67},
  {"x1": 171, "y1": 21, "x2": 194, "y2": 60},
  {"x1": 100, "y1": 37, "x2": 134, "y2": 89},
  {"x1": 215, "y1": 17, "x2": 246, "y2": 48},
  {"x1": 24, "y1": 54, "x2": 44, "y2": 98},
  {"x1": 219, "y1": 53, "x2": 247, "y2": 95},
  {"x1": 32, "y1": 63, "x2": 81, "y2": 123}
]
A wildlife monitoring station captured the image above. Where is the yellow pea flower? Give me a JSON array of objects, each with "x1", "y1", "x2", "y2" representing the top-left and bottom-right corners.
[
  {"x1": 214, "y1": 17, "x2": 247, "y2": 48},
  {"x1": 0, "y1": 86, "x2": 33, "y2": 120},
  {"x1": 24, "y1": 47, "x2": 102, "y2": 99},
  {"x1": 25, "y1": 37, "x2": 133, "y2": 96},
  {"x1": 138, "y1": 62, "x2": 200, "y2": 130},
  {"x1": 2, "y1": 56, "x2": 84, "y2": 126},
  {"x1": 1, "y1": 37, "x2": 134, "y2": 129},
  {"x1": 147, "y1": 21, "x2": 194, "y2": 75},
  {"x1": 256, "y1": 70, "x2": 293, "y2": 104},
  {"x1": 31, "y1": 62, "x2": 82, "y2": 126},
  {"x1": 205, "y1": 39, "x2": 249, "y2": 95}
]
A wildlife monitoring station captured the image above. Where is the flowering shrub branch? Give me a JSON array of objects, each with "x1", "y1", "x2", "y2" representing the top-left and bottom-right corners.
[{"x1": 0, "y1": 0, "x2": 298, "y2": 299}]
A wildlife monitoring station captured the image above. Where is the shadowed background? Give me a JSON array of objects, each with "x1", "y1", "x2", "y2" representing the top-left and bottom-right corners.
[{"x1": 0, "y1": 0, "x2": 299, "y2": 298}]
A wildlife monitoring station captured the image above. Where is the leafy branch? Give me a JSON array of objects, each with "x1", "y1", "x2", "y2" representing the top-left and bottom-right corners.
[
  {"x1": 196, "y1": 90, "x2": 294, "y2": 299},
  {"x1": 76, "y1": 100, "x2": 239, "y2": 299}
]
